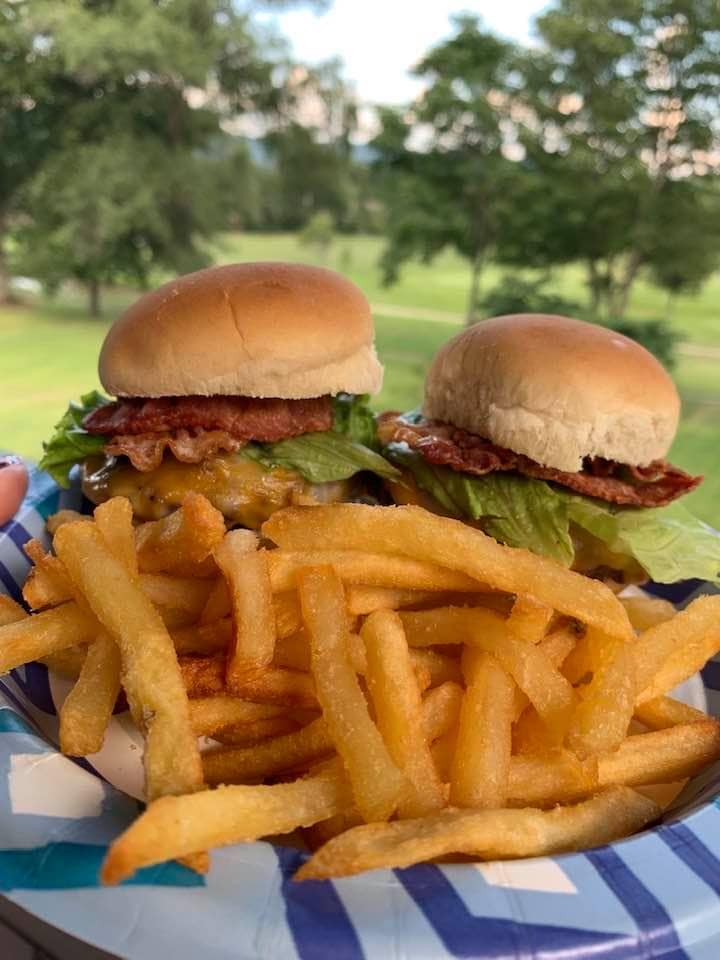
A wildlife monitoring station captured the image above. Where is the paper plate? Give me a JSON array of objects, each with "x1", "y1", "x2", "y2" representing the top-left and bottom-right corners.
[{"x1": 1, "y1": 467, "x2": 720, "y2": 960}]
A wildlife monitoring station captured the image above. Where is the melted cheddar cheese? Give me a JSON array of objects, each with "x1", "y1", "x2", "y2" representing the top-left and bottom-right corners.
[{"x1": 83, "y1": 454, "x2": 350, "y2": 528}]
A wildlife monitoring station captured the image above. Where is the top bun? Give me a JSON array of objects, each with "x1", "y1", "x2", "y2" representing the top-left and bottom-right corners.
[
  {"x1": 99, "y1": 262, "x2": 383, "y2": 399},
  {"x1": 424, "y1": 314, "x2": 680, "y2": 472}
]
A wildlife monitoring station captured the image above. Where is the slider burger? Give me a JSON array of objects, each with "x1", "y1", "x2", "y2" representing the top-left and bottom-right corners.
[
  {"x1": 41, "y1": 262, "x2": 399, "y2": 527},
  {"x1": 379, "y1": 313, "x2": 720, "y2": 585}
]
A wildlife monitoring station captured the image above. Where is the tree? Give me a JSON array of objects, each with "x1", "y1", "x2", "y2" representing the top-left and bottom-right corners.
[
  {"x1": 373, "y1": 17, "x2": 522, "y2": 323},
  {"x1": 4, "y1": 0, "x2": 319, "y2": 315},
  {"x1": 298, "y1": 210, "x2": 335, "y2": 257},
  {"x1": 516, "y1": 0, "x2": 720, "y2": 317}
]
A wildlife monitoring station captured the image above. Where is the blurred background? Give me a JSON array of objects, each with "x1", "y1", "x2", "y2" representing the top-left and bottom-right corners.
[{"x1": 0, "y1": 0, "x2": 718, "y2": 526}]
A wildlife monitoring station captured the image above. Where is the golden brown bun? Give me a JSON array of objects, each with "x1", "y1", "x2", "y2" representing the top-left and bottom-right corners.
[
  {"x1": 424, "y1": 314, "x2": 680, "y2": 471},
  {"x1": 99, "y1": 262, "x2": 383, "y2": 398}
]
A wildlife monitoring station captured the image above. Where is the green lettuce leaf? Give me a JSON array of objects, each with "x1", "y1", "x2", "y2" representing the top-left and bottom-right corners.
[
  {"x1": 244, "y1": 431, "x2": 401, "y2": 484},
  {"x1": 387, "y1": 445, "x2": 720, "y2": 582},
  {"x1": 39, "y1": 390, "x2": 109, "y2": 488},
  {"x1": 387, "y1": 445, "x2": 574, "y2": 565},
  {"x1": 331, "y1": 393, "x2": 379, "y2": 449},
  {"x1": 566, "y1": 497, "x2": 720, "y2": 585}
]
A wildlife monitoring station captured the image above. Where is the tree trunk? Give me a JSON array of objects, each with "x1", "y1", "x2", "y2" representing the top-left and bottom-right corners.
[
  {"x1": 0, "y1": 217, "x2": 13, "y2": 305},
  {"x1": 609, "y1": 249, "x2": 643, "y2": 319},
  {"x1": 465, "y1": 251, "x2": 483, "y2": 326},
  {"x1": 88, "y1": 279, "x2": 102, "y2": 318}
]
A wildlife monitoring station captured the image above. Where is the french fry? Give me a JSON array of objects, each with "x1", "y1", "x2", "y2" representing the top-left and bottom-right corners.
[
  {"x1": 0, "y1": 602, "x2": 96, "y2": 674},
  {"x1": 188, "y1": 696, "x2": 286, "y2": 738},
  {"x1": 139, "y1": 574, "x2": 213, "y2": 618},
  {"x1": 635, "y1": 781, "x2": 687, "y2": 810},
  {"x1": 512, "y1": 625, "x2": 578, "y2": 721},
  {"x1": 210, "y1": 716, "x2": 300, "y2": 746},
  {"x1": 598, "y1": 721, "x2": 720, "y2": 787},
  {"x1": 346, "y1": 586, "x2": 440, "y2": 616},
  {"x1": 362, "y1": 610, "x2": 445, "y2": 818},
  {"x1": 199, "y1": 578, "x2": 230, "y2": 624},
  {"x1": 507, "y1": 752, "x2": 599, "y2": 807},
  {"x1": 94, "y1": 497, "x2": 138, "y2": 578},
  {"x1": 54, "y1": 521, "x2": 203, "y2": 801},
  {"x1": 22, "y1": 542, "x2": 73, "y2": 609},
  {"x1": 299, "y1": 566, "x2": 406, "y2": 822},
  {"x1": 46, "y1": 509, "x2": 89, "y2": 535},
  {"x1": 274, "y1": 591, "x2": 304, "y2": 639},
  {"x1": 507, "y1": 596, "x2": 553, "y2": 643},
  {"x1": 135, "y1": 493, "x2": 226, "y2": 574},
  {"x1": 450, "y1": 651, "x2": 514, "y2": 808},
  {"x1": 422, "y1": 681, "x2": 464, "y2": 742},
  {"x1": 513, "y1": 706, "x2": 555, "y2": 755},
  {"x1": 59, "y1": 632, "x2": 121, "y2": 756},
  {"x1": 634, "y1": 596, "x2": 720, "y2": 704},
  {"x1": 267, "y1": 551, "x2": 486, "y2": 594},
  {"x1": 203, "y1": 716, "x2": 334, "y2": 785},
  {"x1": 102, "y1": 763, "x2": 351, "y2": 885},
  {"x1": 263, "y1": 505, "x2": 633, "y2": 641},
  {"x1": 295, "y1": 787, "x2": 659, "y2": 880},
  {"x1": 274, "y1": 632, "x2": 312, "y2": 672},
  {"x1": 634, "y1": 696, "x2": 707, "y2": 731},
  {"x1": 621, "y1": 594, "x2": 677, "y2": 632},
  {"x1": 214, "y1": 535, "x2": 275, "y2": 687},
  {"x1": 410, "y1": 648, "x2": 462, "y2": 687},
  {"x1": 171, "y1": 618, "x2": 232, "y2": 656},
  {"x1": 565, "y1": 635, "x2": 635, "y2": 758},
  {"x1": 179, "y1": 654, "x2": 317, "y2": 707},
  {"x1": 0, "y1": 595, "x2": 26, "y2": 626},
  {"x1": 40, "y1": 645, "x2": 88, "y2": 679}
]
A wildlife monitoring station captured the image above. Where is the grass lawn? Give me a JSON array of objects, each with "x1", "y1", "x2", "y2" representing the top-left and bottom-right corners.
[{"x1": 2, "y1": 231, "x2": 718, "y2": 528}]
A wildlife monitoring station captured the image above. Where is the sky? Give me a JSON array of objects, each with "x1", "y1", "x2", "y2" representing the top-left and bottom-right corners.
[{"x1": 264, "y1": 1, "x2": 549, "y2": 106}]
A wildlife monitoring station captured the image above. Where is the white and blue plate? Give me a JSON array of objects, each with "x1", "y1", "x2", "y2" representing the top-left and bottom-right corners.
[{"x1": 1, "y1": 467, "x2": 719, "y2": 960}]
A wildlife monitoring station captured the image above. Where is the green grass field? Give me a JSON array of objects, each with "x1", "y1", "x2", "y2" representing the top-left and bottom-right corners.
[{"x1": 2, "y1": 231, "x2": 718, "y2": 527}]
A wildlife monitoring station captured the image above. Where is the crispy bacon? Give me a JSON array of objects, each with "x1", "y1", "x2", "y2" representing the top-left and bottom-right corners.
[
  {"x1": 104, "y1": 431, "x2": 244, "y2": 472},
  {"x1": 379, "y1": 413, "x2": 702, "y2": 508},
  {"x1": 85, "y1": 395, "x2": 333, "y2": 441}
]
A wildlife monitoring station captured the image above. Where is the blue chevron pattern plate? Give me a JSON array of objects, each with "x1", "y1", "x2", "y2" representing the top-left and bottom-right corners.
[{"x1": 1, "y1": 467, "x2": 719, "y2": 960}]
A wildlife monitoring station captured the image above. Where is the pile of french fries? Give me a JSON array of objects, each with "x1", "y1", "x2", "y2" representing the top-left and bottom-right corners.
[{"x1": 2, "y1": 492, "x2": 720, "y2": 883}]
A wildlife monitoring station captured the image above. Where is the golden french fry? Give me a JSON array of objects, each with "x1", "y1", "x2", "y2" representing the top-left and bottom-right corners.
[
  {"x1": 507, "y1": 596, "x2": 553, "y2": 643},
  {"x1": 179, "y1": 654, "x2": 317, "y2": 707},
  {"x1": 0, "y1": 602, "x2": 96, "y2": 674},
  {"x1": 295, "y1": 787, "x2": 659, "y2": 880},
  {"x1": 598, "y1": 721, "x2": 720, "y2": 787},
  {"x1": 188, "y1": 696, "x2": 285, "y2": 738},
  {"x1": 203, "y1": 716, "x2": 334, "y2": 784},
  {"x1": 346, "y1": 586, "x2": 439, "y2": 616},
  {"x1": 422, "y1": 681, "x2": 464, "y2": 742},
  {"x1": 214, "y1": 535, "x2": 275, "y2": 686},
  {"x1": 512, "y1": 625, "x2": 577, "y2": 721},
  {"x1": 171, "y1": 618, "x2": 232, "y2": 656},
  {"x1": 410, "y1": 648, "x2": 462, "y2": 687},
  {"x1": 59, "y1": 633, "x2": 121, "y2": 756},
  {"x1": 94, "y1": 497, "x2": 138, "y2": 577},
  {"x1": 40, "y1": 645, "x2": 88, "y2": 679},
  {"x1": 267, "y1": 551, "x2": 486, "y2": 594},
  {"x1": 263, "y1": 505, "x2": 633, "y2": 641},
  {"x1": 634, "y1": 696, "x2": 707, "y2": 730},
  {"x1": 21, "y1": 541, "x2": 73, "y2": 609},
  {"x1": 138, "y1": 574, "x2": 213, "y2": 618},
  {"x1": 210, "y1": 715, "x2": 301, "y2": 746},
  {"x1": 299, "y1": 565, "x2": 406, "y2": 822},
  {"x1": 46, "y1": 509, "x2": 89, "y2": 535},
  {"x1": 274, "y1": 591, "x2": 304, "y2": 639},
  {"x1": 199, "y1": 578, "x2": 231, "y2": 624},
  {"x1": 566, "y1": 635, "x2": 635, "y2": 759},
  {"x1": 507, "y1": 752, "x2": 599, "y2": 807},
  {"x1": 362, "y1": 610, "x2": 445, "y2": 818},
  {"x1": 635, "y1": 781, "x2": 687, "y2": 810},
  {"x1": 274, "y1": 631, "x2": 312, "y2": 672},
  {"x1": 634, "y1": 596, "x2": 720, "y2": 704},
  {"x1": 0, "y1": 595, "x2": 26, "y2": 626},
  {"x1": 54, "y1": 521, "x2": 202, "y2": 801},
  {"x1": 513, "y1": 706, "x2": 555, "y2": 755},
  {"x1": 450, "y1": 650, "x2": 514, "y2": 808},
  {"x1": 135, "y1": 493, "x2": 226, "y2": 574},
  {"x1": 102, "y1": 764, "x2": 351, "y2": 885},
  {"x1": 621, "y1": 594, "x2": 677, "y2": 632}
]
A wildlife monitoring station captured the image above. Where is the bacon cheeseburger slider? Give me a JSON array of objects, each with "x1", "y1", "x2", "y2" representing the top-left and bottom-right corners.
[
  {"x1": 41, "y1": 262, "x2": 399, "y2": 527},
  {"x1": 380, "y1": 313, "x2": 720, "y2": 585}
]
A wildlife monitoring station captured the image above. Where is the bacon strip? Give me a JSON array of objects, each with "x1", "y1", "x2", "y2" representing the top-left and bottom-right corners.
[
  {"x1": 104, "y1": 431, "x2": 244, "y2": 472},
  {"x1": 85, "y1": 395, "x2": 333, "y2": 441},
  {"x1": 379, "y1": 413, "x2": 702, "y2": 508}
]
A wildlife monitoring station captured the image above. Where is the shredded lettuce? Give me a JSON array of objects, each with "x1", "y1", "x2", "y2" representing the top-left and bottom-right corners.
[
  {"x1": 39, "y1": 390, "x2": 109, "y2": 488},
  {"x1": 388, "y1": 445, "x2": 720, "y2": 584}
]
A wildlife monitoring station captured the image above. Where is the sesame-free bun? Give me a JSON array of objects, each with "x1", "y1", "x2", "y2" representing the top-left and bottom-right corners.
[
  {"x1": 99, "y1": 262, "x2": 383, "y2": 398},
  {"x1": 424, "y1": 314, "x2": 680, "y2": 472}
]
